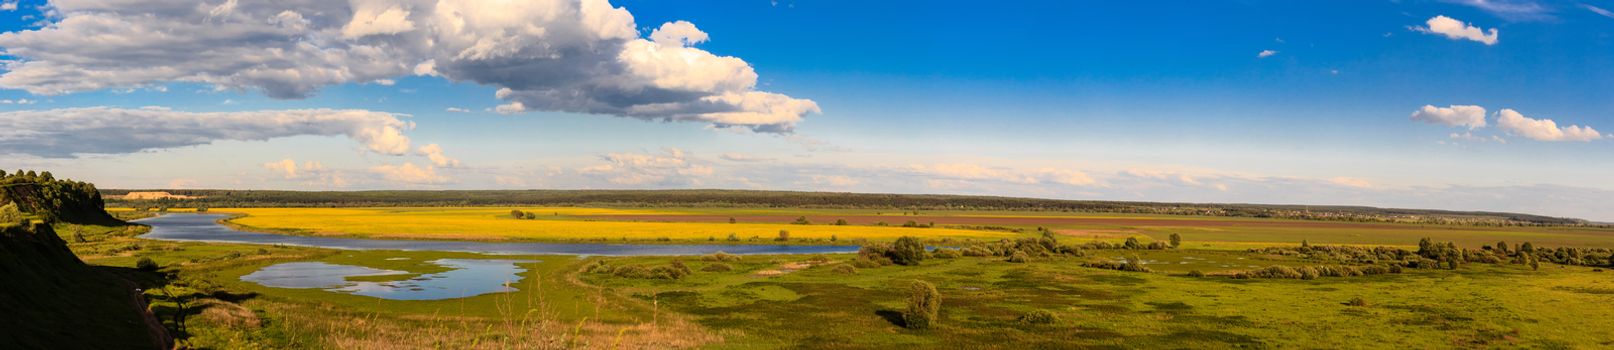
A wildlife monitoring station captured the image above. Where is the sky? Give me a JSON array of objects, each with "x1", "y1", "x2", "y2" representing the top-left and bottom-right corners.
[{"x1": 0, "y1": 0, "x2": 1611, "y2": 221}]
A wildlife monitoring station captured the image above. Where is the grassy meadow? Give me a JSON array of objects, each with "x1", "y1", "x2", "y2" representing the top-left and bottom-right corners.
[{"x1": 70, "y1": 206, "x2": 1614, "y2": 349}]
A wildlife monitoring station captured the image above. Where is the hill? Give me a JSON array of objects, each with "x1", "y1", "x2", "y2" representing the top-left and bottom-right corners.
[
  {"x1": 101, "y1": 188, "x2": 1590, "y2": 226},
  {"x1": 0, "y1": 170, "x2": 170, "y2": 349}
]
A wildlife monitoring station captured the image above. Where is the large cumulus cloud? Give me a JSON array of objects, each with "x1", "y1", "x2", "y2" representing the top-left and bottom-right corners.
[{"x1": 0, "y1": 0, "x2": 818, "y2": 132}]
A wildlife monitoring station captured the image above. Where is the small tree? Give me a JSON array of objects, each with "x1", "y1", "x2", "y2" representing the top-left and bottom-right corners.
[
  {"x1": 524, "y1": 212, "x2": 537, "y2": 220},
  {"x1": 776, "y1": 230, "x2": 790, "y2": 241},
  {"x1": 1168, "y1": 233, "x2": 1182, "y2": 249},
  {"x1": 904, "y1": 280, "x2": 941, "y2": 330},
  {"x1": 510, "y1": 210, "x2": 524, "y2": 218},
  {"x1": 891, "y1": 236, "x2": 926, "y2": 266}
]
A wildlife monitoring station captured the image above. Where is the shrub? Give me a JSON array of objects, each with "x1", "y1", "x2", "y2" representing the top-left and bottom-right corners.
[
  {"x1": 702, "y1": 251, "x2": 742, "y2": 262},
  {"x1": 1169, "y1": 233, "x2": 1182, "y2": 248},
  {"x1": 776, "y1": 230, "x2": 790, "y2": 241},
  {"x1": 931, "y1": 248, "x2": 962, "y2": 259},
  {"x1": 832, "y1": 264, "x2": 857, "y2": 274},
  {"x1": 0, "y1": 203, "x2": 23, "y2": 225},
  {"x1": 905, "y1": 280, "x2": 941, "y2": 329},
  {"x1": 524, "y1": 212, "x2": 536, "y2": 220},
  {"x1": 835, "y1": 219, "x2": 849, "y2": 226},
  {"x1": 891, "y1": 236, "x2": 927, "y2": 266},
  {"x1": 1007, "y1": 251, "x2": 1030, "y2": 263},
  {"x1": 726, "y1": 233, "x2": 740, "y2": 241},
  {"x1": 1018, "y1": 310, "x2": 1058, "y2": 325},
  {"x1": 1187, "y1": 270, "x2": 1206, "y2": 277},
  {"x1": 1124, "y1": 237, "x2": 1142, "y2": 250},
  {"x1": 701, "y1": 263, "x2": 733, "y2": 272},
  {"x1": 136, "y1": 257, "x2": 159, "y2": 272},
  {"x1": 510, "y1": 210, "x2": 524, "y2": 218}
]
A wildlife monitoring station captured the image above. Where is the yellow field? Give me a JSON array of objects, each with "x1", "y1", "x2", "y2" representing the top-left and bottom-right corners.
[{"x1": 211, "y1": 207, "x2": 1011, "y2": 242}]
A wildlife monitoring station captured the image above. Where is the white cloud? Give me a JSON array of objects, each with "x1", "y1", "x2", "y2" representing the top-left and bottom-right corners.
[
  {"x1": 1495, "y1": 109, "x2": 1604, "y2": 142},
  {"x1": 1414, "y1": 15, "x2": 1499, "y2": 45},
  {"x1": 906, "y1": 163, "x2": 1097, "y2": 187},
  {"x1": 0, "y1": 98, "x2": 34, "y2": 104},
  {"x1": 416, "y1": 143, "x2": 460, "y2": 168},
  {"x1": 263, "y1": 158, "x2": 347, "y2": 187},
  {"x1": 1257, "y1": 50, "x2": 1278, "y2": 58},
  {"x1": 371, "y1": 162, "x2": 449, "y2": 184},
  {"x1": 0, "y1": 1, "x2": 16, "y2": 11},
  {"x1": 578, "y1": 148, "x2": 713, "y2": 186},
  {"x1": 719, "y1": 153, "x2": 772, "y2": 162},
  {"x1": 0, "y1": 0, "x2": 818, "y2": 133},
  {"x1": 1410, "y1": 105, "x2": 1488, "y2": 129},
  {"x1": 0, "y1": 107, "x2": 413, "y2": 158},
  {"x1": 649, "y1": 21, "x2": 709, "y2": 47},
  {"x1": 444, "y1": 107, "x2": 471, "y2": 113}
]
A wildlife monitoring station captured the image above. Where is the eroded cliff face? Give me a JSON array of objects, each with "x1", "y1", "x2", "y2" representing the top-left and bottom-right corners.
[{"x1": 0, "y1": 214, "x2": 170, "y2": 349}]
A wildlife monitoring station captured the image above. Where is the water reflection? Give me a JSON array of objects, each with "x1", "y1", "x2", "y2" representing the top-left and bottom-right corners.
[{"x1": 240, "y1": 259, "x2": 536, "y2": 300}]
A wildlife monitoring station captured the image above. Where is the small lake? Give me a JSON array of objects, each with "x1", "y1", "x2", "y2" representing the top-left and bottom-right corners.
[
  {"x1": 135, "y1": 213, "x2": 859, "y2": 256},
  {"x1": 240, "y1": 259, "x2": 536, "y2": 300}
]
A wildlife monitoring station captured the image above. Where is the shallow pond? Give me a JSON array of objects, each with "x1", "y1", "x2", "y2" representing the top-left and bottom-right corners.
[
  {"x1": 240, "y1": 259, "x2": 536, "y2": 300},
  {"x1": 136, "y1": 213, "x2": 859, "y2": 256}
]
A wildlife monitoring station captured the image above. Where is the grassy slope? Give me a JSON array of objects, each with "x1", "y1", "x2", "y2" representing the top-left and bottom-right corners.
[{"x1": 0, "y1": 221, "x2": 165, "y2": 350}]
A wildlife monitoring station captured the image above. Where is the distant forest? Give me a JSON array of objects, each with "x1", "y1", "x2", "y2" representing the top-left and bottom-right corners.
[{"x1": 99, "y1": 188, "x2": 1595, "y2": 227}]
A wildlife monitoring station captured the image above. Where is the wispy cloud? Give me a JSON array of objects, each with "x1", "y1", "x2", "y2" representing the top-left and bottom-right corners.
[
  {"x1": 1450, "y1": 0, "x2": 1554, "y2": 21},
  {"x1": 1583, "y1": 3, "x2": 1614, "y2": 18},
  {"x1": 0, "y1": 107, "x2": 414, "y2": 157}
]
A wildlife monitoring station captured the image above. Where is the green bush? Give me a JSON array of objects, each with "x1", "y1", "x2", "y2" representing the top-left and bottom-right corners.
[
  {"x1": 1018, "y1": 309, "x2": 1058, "y2": 325},
  {"x1": 1187, "y1": 270, "x2": 1206, "y2": 277},
  {"x1": 931, "y1": 248, "x2": 962, "y2": 259},
  {"x1": 904, "y1": 280, "x2": 941, "y2": 330},
  {"x1": 135, "y1": 257, "x2": 159, "y2": 272},
  {"x1": 891, "y1": 236, "x2": 926, "y2": 266}
]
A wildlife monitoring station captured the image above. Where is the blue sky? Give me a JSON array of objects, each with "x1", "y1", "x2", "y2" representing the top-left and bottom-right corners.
[{"x1": 0, "y1": 0, "x2": 1611, "y2": 220}]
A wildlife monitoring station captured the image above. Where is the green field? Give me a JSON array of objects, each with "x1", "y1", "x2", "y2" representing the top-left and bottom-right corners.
[{"x1": 55, "y1": 206, "x2": 1614, "y2": 349}]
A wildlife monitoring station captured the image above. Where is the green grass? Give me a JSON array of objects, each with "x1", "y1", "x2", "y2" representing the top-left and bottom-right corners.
[
  {"x1": 58, "y1": 206, "x2": 1614, "y2": 349},
  {"x1": 582, "y1": 253, "x2": 1614, "y2": 349}
]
